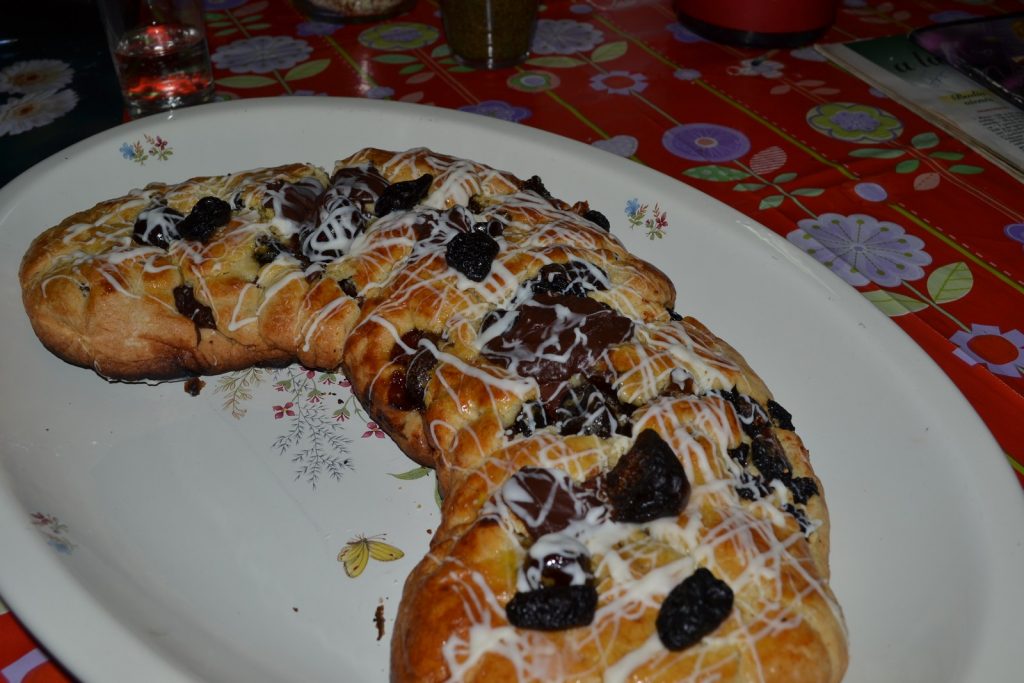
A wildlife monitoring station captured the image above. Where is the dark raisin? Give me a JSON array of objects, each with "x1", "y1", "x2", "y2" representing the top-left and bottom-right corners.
[
  {"x1": 374, "y1": 173, "x2": 433, "y2": 217},
  {"x1": 404, "y1": 347, "x2": 437, "y2": 410},
  {"x1": 556, "y1": 380, "x2": 633, "y2": 438},
  {"x1": 521, "y1": 175, "x2": 552, "y2": 199},
  {"x1": 788, "y1": 476, "x2": 819, "y2": 505},
  {"x1": 666, "y1": 308, "x2": 683, "y2": 321},
  {"x1": 734, "y1": 471, "x2": 769, "y2": 501},
  {"x1": 467, "y1": 195, "x2": 486, "y2": 214},
  {"x1": 656, "y1": 568, "x2": 733, "y2": 651},
  {"x1": 445, "y1": 230, "x2": 500, "y2": 282},
  {"x1": 444, "y1": 205, "x2": 474, "y2": 233},
  {"x1": 510, "y1": 401, "x2": 548, "y2": 437},
  {"x1": 133, "y1": 205, "x2": 183, "y2": 248},
  {"x1": 253, "y1": 234, "x2": 283, "y2": 266},
  {"x1": 522, "y1": 547, "x2": 593, "y2": 589},
  {"x1": 767, "y1": 399, "x2": 795, "y2": 431},
  {"x1": 782, "y1": 504, "x2": 813, "y2": 534},
  {"x1": 231, "y1": 193, "x2": 245, "y2": 210},
  {"x1": 603, "y1": 430, "x2": 690, "y2": 523},
  {"x1": 391, "y1": 329, "x2": 437, "y2": 362},
  {"x1": 505, "y1": 585, "x2": 597, "y2": 631},
  {"x1": 721, "y1": 388, "x2": 770, "y2": 439},
  {"x1": 177, "y1": 196, "x2": 231, "y2": 242},
  {"x1": 172, "y1": 284, "x2": 216, "y2": 329},
  {"x1": 727, "y1": 443, "x2": 750, "y2": 467},
  {"x1": 475, "y1": 219, "x2": 504, "y2": 237},
  {"x1": 530, "y1": 261, "x2": 607, "y2": 298},
  {"x1": 339, "y1": 278, "x2": 359, "y2": 298},
  {"x1": 582, "y1": 209, "x2": 610, "y2": 231},
  {"x1": 183, "y1": 377, "x2": 205, "y2": 396},
  {"x1": 751, "y1": 435, "x2": 793, "y2": 484}
]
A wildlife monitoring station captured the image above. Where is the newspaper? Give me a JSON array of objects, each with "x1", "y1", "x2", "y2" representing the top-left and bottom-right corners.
[{"x1": 817, "y1": 35, "x2": 1024, "y2": 181}]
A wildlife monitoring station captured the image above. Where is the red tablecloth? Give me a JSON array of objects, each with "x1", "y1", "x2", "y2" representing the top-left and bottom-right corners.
[{"x1": 2, "y1": 0, "x2": 1022, "y2": 678}]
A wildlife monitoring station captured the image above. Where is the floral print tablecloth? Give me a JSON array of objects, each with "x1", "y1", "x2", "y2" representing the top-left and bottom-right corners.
[{"x1": 2, "y1": 0, "x2": 1023, "y2": 678}]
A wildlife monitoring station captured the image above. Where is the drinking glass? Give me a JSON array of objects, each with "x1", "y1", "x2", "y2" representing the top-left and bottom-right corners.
[
  {"x1": 97, "y1": 0, "x2": 215, "y2": 118},
  {"x1": 440, "y1": 0, "x2": 538, "y2": 70}
]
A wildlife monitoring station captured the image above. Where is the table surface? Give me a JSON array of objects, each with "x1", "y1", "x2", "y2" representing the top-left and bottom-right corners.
[{"x1": 2, "y1": 0, "x2": 1022, "y2": 678}]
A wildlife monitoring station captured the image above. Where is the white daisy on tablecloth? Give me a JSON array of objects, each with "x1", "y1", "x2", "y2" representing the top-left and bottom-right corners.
[
  {"x1": 0, "y1": 59, "x2": 74, "y2": 94},
  {"x1": 0, "y1": 89, "x2": 79, "y2": 136}
]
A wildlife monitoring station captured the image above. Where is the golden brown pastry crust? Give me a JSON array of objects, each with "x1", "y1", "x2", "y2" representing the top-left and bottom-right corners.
[{"x1": 19, "y1": 148, "x2": 847, "y2": 681}]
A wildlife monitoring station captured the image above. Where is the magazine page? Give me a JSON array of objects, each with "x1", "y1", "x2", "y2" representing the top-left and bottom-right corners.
[{"x1": 817, "y1": 35, "x2": 1024, "y2": 180}]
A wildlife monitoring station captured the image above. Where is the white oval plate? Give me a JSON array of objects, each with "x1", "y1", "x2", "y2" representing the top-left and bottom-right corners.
[{"x1": 0, "y1": 98, "x2": 1021, "y2": 682}]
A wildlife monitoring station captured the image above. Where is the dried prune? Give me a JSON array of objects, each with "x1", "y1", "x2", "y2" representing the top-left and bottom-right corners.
[
  {"x1": 582, "y1": 209, "x2": 610, "y2": 231},
  {"x1": 403, "y1": 347, "x2": 437, "y2": 410},
  {"x1": 530, "y1": 261, "x2": 608, "y2": 298},
  {"x1": 339, "y1": 278, "x2": 359, "y2": 299},
  {"x1": 751, "y1": 434, "x2": 792, "y2": 484},
  {"x1": 173, "y1": 284, "x2": 216, "y2": 329},
  {"x1": 133, "y1": 204, "x2": 183, "y2": 248},
  {"x1": 505, "y1": 585, "x2": 597, "y2": 630},
  {"x1": 374, "y1": 173, "x2": 433, "y2": 217},
  {"x1": 253, "y1": 234, "x2": 283, "y2": 266},
  {"x1": 177, "y1": 196, "x2": 231, "y2": 242},
  {"x1": 521, "y1": 175, "x2": 552, "y2": 199},
  {"x1": 445, "y1": 230, "x2": 500, "y2": 282},
  {"x1": 555, "y1": 380, "x2": 633, "y2": 438},
  {"x1": 656, "y1": 568, "x2": 733, "y2": 651},
  {"x1": 499, "y1": 467, "x2": 604, "y2": 538},
  {"x1": 509, "y1": 401, "x2": 548, "y2": 437},
  {"x1": 603, "y1": 430, "x2": 690, "y2": 523},
  {"x1": 666, "y1": 308, "x2": 683, "y2": 322},
  {"x1": 767, "y1": 399, "x2": 795, "y2": 431}
]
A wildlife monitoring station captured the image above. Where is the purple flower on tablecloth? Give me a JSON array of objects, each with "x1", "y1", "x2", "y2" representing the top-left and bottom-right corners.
[
  {"x1": 729, "y1": 58, "x2": 784, "y2": 78},
  {"x1": 950, "y1": 324, "x2": 1024, "y2": 378},
  {"x1": 929, "y1": 10, "x2": 977, "y2": 22},
  {"x1": 590, "y1": 71, "x2": 648, "y2": 95},
  {"x1": 1005, "y1": 223, "x2": 1024, "y2": 250},
  {"x1": 298, "y1": 20, "x2": 341, "y2": 36},
  {"x1": 0, "y1": 59, "x2": 73, "y2": 94},
  {"x1": 854, "y1": 182, "x2": 888, "y2": 202},
  {"x1": 807, "y1": 102, "x2": 903, "y2": 143},
  {"x1": 458, "y1": 100, "x2": 531, "y2": 122},
  {"x1": 508, "y1": 71, "x2": 560, "y2": 93},
  {"x1": 212, "y1": 36, "x2": 313, "y2": 74},
  {"x1": 662, "y1": 123, "x2": 751, "y2": 162},
  {"x1": 790, "y1": 46, "x2": 827, "y2": 62},
  {"x1": 674, "y1": 68, "x2": 701, "y2": 81},
  {"x1": 843, "y1": 0, "x2": 867, "y2": 7},
  {"x1": 666, "y1": 22, "x2": 705, "y2": 43},
  {"x1": 787, "y1": 213, "x2": 931, "y2": 287},
  {"x1": 359, "y1": 22, "x2": 439, "y2": 51},
  {"x1": 570, "y1": 3, "x2": 593, "y2": 13},
  {"x1": 204, "y1": 0, "x2": 248, "y2": 9},
  {"x1": 531, "y1": 19, "x2": 604, "y2": 55},
  {"x1": 0, "y1": 89, "x2": 77, "y2": 136},
  {"x1": 364, "y1": 85, "x2": 395, "y2": 99}
]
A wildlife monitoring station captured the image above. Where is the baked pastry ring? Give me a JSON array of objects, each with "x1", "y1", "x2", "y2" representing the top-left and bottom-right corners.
[{"x1": 19, "y1": 147, "x2": 847, "y2": 682}]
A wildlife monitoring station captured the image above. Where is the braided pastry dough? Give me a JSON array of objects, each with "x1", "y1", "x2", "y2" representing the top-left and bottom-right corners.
[{"x1": 19, "y1": 148, "x2": 847, "y2": 681}]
